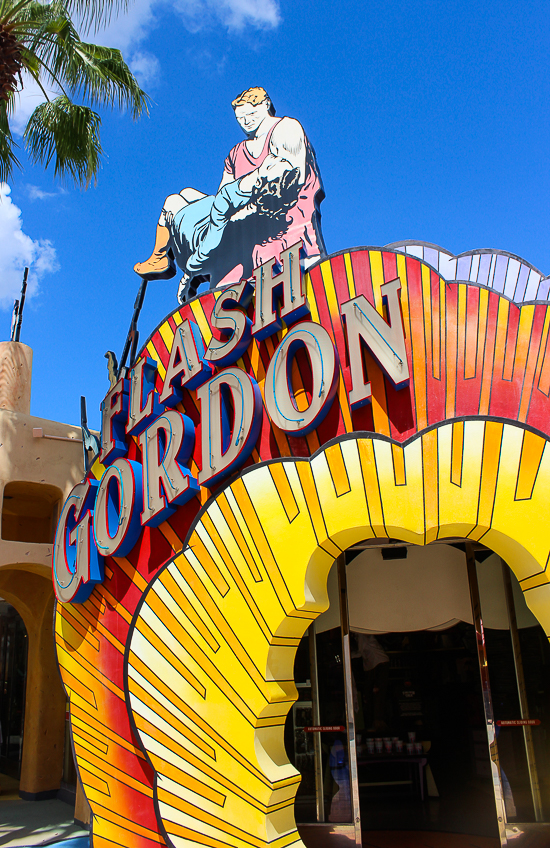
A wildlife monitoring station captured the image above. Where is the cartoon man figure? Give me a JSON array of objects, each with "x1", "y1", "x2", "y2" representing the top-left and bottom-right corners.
[{"x1": 134, "y1": 87, "x2": 325, "y2": 302}]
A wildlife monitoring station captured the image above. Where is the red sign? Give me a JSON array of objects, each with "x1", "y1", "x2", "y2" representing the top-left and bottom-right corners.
[
  {"x1": 496, "y1": 719, "x2": 541, "y2": 726},
  {"x1": 304, "y1": 725, "x2": 346, "y2": 733}
]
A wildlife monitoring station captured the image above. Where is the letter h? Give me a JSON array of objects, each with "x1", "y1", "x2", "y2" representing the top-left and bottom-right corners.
[{"x1": 251, "y1": 241, "x2": 309, "y2": 341}]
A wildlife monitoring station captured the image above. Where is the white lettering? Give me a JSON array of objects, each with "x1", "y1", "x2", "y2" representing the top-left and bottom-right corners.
[
  {"x1": 126, "y1": 357, "x2": 161, "y2": 436},
  {"x1": 160, "y1": 320, "x2": 213, "y2": 407},
  {"x1": 264, "y1": 322, "x2": 339, "y2": 434},
  {"x1": 93, "y1": 459, "x2": 143, "y2": 557},
  {"x1": 139, "y1": 410, "x2": 198, "y2": 526},
  {"x1": 251, "y1": 242, "x2": 308, "y2": 340},
  {"x1": 99, "y1": 377, "x2": 129, "y2": 465},
  {"x1": 205, "y1": 280, "x2": 253, "y2": 367},
  {"x1": 52, "y1": 479, "x2": 102, "y2": 603},
  {"x1": 341, "y1": 278, "x2": 409, "y2": 409},
  {"x1": 197, "y1": 368, "x2": 262, "y2": 487}
]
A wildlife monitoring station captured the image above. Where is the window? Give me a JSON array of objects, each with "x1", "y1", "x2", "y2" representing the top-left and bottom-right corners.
[{"x1": 2, "y1": 482, "x2": 62, "y2": 543}]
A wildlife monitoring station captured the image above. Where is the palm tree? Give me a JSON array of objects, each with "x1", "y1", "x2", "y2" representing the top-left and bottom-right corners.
[{"x1": 0, "y1": 0, "x2": 148, "y2": 187}]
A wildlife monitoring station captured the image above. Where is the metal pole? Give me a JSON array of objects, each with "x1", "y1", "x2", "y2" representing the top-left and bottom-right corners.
[
  {"x1": 13, "y1": 267, "x2": 28, "y2": 343},
  {"x1": 466, "y1": 543, "x2": 507, "y2": 846},
  {"x1": 10, "y1": 300, "x2": 19, "y2": 342},
  {"x1": 308, "y1": 624, "x2": 325, "y2": 822},
  {"x1": 80, "y1": 396, "x2": 100, "y2": 475},
  {"x1": 501, "y1": 560, "x2": 544, "y2": 821},
  {"x1": 337, "y1": 554, "x2": 362, "y2": 847},
  {"x1": 117, "y1": 278, "x2": 148, "y2": 379}
]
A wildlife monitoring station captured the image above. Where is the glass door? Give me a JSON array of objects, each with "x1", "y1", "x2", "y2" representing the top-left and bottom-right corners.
[
  {"x1": 343, "y1": 541, "x2": 505, "y2": 846},
  {"x1": 287, "y1": 559, "x2": 357, "y2": 847},
  {"x1": 476, "y1": 551, "x2": 550, "y2": 844},
  {"x1": 291, "y1": 541, "x2": 550, "y2": 848}
]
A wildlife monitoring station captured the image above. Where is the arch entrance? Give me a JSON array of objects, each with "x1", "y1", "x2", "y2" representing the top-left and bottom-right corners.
[
  {"x1": 125, "y1": 420, "x2": 550, "y2": 848},
  {"x1": 293, "y1": 539, "x2": 550, "y2": 848},
  {"x1": 0, "y1": 597, "x2": 27, "y2": 783}
]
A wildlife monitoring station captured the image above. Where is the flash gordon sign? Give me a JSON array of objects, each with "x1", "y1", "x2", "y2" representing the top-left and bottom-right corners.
[
  {"x1": 53, "y1": 246, "x2": 409, "y2": 603},
  {"x1": 52, "y1": 86, "x2": 550, "y2": 848}
]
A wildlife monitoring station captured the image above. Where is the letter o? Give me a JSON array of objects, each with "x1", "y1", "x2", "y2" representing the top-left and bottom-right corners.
[
  {"x1": 264, "y1": 321, "x2": 339, "y2": 434},
  {"x1": 94, "y1": 459, "x2": 143, "y2": 557}
]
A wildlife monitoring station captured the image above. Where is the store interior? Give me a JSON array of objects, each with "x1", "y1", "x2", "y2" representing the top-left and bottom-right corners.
[{"x1": 285, "y1": 543, "x2": 550, "y2": 845}]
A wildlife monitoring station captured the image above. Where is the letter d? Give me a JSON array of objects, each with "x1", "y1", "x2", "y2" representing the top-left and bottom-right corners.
[{"x1": 197, "y1": 368, "x2": 262, "y2": 488}]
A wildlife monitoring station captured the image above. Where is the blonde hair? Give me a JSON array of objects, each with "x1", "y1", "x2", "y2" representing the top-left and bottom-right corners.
[{"x1": 231, "y1": 86, "x2": 276, "y2": 116}]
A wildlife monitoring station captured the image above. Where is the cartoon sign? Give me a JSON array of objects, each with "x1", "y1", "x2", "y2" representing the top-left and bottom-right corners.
[
  {"x1": 134, "y1": 87, "x2": 325, "y2": 303},
  {"x1": 53, "y1": 247, "x2": 413, "y2": 602},
  {"x1": 53, "y1": 89, "x2": 550, "y2": 848}
]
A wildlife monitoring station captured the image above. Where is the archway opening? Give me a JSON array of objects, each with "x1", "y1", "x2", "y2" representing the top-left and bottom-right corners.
[
  {"x1": 112, "y1": 425, "x2": 550, "y2": 848},
  {"x1": 288, "y1": 539, "x2": 550, "y2": 848},
  {"x1": 0, "y1": 597, "x2": 28, "y2": 788}
]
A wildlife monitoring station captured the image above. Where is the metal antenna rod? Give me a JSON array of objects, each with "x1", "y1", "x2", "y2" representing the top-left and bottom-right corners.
[
  {"x1": 80, "y1": 395, "x2": 100, "y2": 475},
  {"x1": 12, "y1": 267, "x2": 28, "y2": 342},
  {"x1": 117, "y1": 278, "x2": 148, "y2": 380},
  {"x1": 10, "y1": 300, "x2": 19, "y2": 341}
]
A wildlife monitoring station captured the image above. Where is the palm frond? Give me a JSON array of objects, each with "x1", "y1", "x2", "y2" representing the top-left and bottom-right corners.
[
  {"x1": 0, "y1": 0, "x2": 148, "y2": 187},
  {"x1": 0, "y1": 0, "x2": 33, "y2": 28},
  {"x1": 10, "y1": 3, "x2": 80, "y2": 72},
  {"x1": 1, "y1": 0, "x2": 130, "y2": 33},
  {"x1": 0, "y1": 98, "x2": 20, "y2": 182},
  {"x1": 64, "y1": 0, "x2": 131, "y2": 34},
  {"x1": 19, "y1": 46, "x2": 69, "y2": 97},
  {"x1": 11, "y1": 4, "x2": 147, "y2": 116},
  {"x1": 66, "y1": 42, "x2": 148, "y2": 117},
  {"x1": 24, "y1": 94, "x2": 102, "y2": 186}
]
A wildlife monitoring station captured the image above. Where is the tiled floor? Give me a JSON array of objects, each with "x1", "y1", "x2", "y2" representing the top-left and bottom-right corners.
[{"x1": 0, "y1": 796, "x2": 87, "y2": 848}]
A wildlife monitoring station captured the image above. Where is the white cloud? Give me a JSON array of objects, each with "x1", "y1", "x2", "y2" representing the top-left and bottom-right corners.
[
  {"x1": 94, "y1": 0, "x2": 281, "y2": 46},
  {"x1": 217, "y1": 0, "x2": 281, "y2": 29},
  {"x1": 10, "y1": 72, "x2": 59, "y2": 137},
  {"x1": 0, "y1": 184, "x2": 59, "y2": 308},
  {"x1": 130, "y1": 52, "x2": 161, "y2": 86},
  {"x1": 92, "y1": 0, "x2": 159, "y2": 53},
  {"x1": 26, "y1": 185, "x2": 61, "y2": 201},
  {"x1": 8, "y1": 0, "x2": 280, "y2": 129},
  {"x1": 173, "y1": 0, "x2": 281, "y2": 31}
]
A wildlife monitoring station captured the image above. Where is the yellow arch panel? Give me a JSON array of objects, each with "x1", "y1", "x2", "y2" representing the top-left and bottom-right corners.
[{"x1": 126, "y1": 420, "x2": 550, "y2": 848}]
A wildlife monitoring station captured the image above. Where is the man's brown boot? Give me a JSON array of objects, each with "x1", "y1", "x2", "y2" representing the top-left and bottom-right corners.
[{"x1": 134, "y1": 225, "x2": 176, "y2": 280}]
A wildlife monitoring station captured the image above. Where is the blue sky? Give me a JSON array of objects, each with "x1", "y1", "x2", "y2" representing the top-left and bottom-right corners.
[{"x1": 1, "y1": 0, "x2": 548, "y2": 431}]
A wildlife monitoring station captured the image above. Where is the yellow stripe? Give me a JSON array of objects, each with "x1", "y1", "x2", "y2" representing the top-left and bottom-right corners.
[
  {"x1": 159, "y1": 521, "x2": 184, "y2": 553},
  {"x1": 71, "y1": 708, "x2": 147, "y2": 759},
  {"x1": 369, "y1": 250, "x2": 385, "y2": 310},
  {"x1": 75, "y1": 747, "x2": 154, "y2": 796},
  {"x1": 147, "y1": 339, "x2": 167, "y2": 380},
  {"x1": 344, "y1": 252, "x2": 356, "y2": 298},
  {"x1": 159, "y1": 322, "x2": 175, "y2": 358},
  {"x1": 112, "y1": 556, "x2": 148, "y2": 592},
  {"x1": 190, "y1": 298, "x2": 213, "y2": 345}
]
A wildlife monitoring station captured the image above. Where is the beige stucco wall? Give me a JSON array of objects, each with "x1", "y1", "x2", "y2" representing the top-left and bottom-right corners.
[
  {"x1": 0, "y1": 342, "x2": 91, "y2": 807},
  {"x1": 0, "y1": 407, "x2": 84, "y2": 570},
  {"x1": 0, "y1": 342, "x2": 32, "y2": 415}
]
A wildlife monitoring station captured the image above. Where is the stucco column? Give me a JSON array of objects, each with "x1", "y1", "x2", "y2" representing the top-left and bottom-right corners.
[
  {"x1": 20, "y1": 591, "x2": 66, "y2": 796},
  {"x1": 0, "y1": 569, "x2": 66, "y2": 798},
  {"x1": 0, "y1": 342, "x2": 32, "y2": 414}
]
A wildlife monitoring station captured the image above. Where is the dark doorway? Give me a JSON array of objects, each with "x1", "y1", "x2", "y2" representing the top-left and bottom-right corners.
[
  {"x1": 0, "y1": 599, "x2": 28, "y2": 779},
  {"x1": 354, "y1": 623, "x2": 499, "y2": 838}
]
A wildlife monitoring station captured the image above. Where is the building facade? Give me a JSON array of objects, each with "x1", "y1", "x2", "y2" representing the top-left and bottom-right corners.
[
  {"x1": 53, "y1": 242, "x2": 550, "y2": 847},
  {"x1": 0, "y1": 340, "x2": 86, "y2": 812}
]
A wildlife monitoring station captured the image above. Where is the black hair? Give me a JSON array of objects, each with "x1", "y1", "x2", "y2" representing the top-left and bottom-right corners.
[{"x1": 251, "y1": 167, "x2": 300, "y2": 218}]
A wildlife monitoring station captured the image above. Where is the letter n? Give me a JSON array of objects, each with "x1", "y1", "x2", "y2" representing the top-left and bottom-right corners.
[{"x1": 341, "y1": 278, "x2": 409, "y2": 409}]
